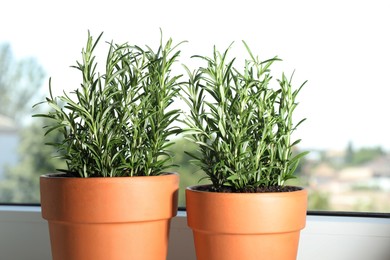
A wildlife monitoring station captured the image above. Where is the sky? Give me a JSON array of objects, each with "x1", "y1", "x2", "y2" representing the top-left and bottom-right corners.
[{"x1": 1, "y1": 0, "x2": 390, "y2": 151}]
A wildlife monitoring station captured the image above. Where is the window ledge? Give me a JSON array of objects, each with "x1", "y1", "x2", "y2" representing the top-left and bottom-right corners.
[{"x1": 0, "y1": 206, "x2": 389, "y2": 260}]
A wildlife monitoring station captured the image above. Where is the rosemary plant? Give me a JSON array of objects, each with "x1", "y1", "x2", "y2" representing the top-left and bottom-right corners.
[
  {"x1": 34, "y1": 32, "x2": 183, "y2": 177},
  {"x1": 182, "y1": 42, "x2": 308, "y2": 192}
]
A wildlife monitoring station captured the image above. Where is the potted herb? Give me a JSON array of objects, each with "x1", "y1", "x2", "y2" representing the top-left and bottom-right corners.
[
  {"x1": 34, "y1": 32, "x2": 183, "y2": 260},
  {"x1": 182, "y1": 43, "x2": 308, "y2": 260}
]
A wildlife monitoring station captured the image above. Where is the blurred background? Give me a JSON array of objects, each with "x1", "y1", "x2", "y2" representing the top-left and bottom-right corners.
[{"x1": 0, "y1": 0, "x2": 389, "y2": 212}]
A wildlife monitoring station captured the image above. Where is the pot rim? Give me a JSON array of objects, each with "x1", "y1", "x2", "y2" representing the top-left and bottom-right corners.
[
  {"x1": 41, "y1": 172, "x2": 178, "y2": 179},
  {"x1": 40, "y1": 172, "x2": 179, "y2": 222}
]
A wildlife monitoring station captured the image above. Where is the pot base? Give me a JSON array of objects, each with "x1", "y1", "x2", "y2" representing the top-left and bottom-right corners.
[
  {"x1": 193, "y1": 230, "x2": 301, "y2": 260},
  {"x1": 49, "y1": 220, "x2": 171, "y2": 260}
]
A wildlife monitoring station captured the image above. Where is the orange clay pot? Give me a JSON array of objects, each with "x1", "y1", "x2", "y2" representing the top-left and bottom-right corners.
[
  {"x1": 186, "y1": 185, "x2": 307, "y2": 260},
  {"x1": 40, "y1": 173, "x2": 179, "y2": 260}
]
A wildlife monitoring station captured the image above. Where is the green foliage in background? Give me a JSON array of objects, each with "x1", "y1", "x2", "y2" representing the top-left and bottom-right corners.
[
  {"x1": 166, "y1": 138, "x2": 208, "y2": 206},
  {"x1": 33, "y1": 32, "x2": 184, "y2": 177},
  {"x1": 182, "y1": 43, "x2": 308, "y2": 192},
  {"x1": 308, "y1": 190, "x2": 330, "y2": 210},
  {"x1": 0, "y1": 118, "x2": 65, "y2": 203},
  {"x1": 0, "y1": 43, "x2": 45, "y2": 123},
  {"x1": 345, "y1": 142, "x2": 385, "y2": 166},
  {"x1": 0, "y1": 43, "x2": 50, "y2": 203}
]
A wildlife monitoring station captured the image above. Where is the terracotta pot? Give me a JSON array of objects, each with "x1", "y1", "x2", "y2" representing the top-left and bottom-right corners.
[
  {"x1": 186, "y1": 185, "x2": 307, "y2": 260},
  {"x1": 40, "y1": 173, "x2": 179, "y2": 260}
]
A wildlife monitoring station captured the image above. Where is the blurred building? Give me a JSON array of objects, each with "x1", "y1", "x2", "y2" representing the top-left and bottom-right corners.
[{"x1": 0, "y1": 115, "x2": 19, "y2": 178}]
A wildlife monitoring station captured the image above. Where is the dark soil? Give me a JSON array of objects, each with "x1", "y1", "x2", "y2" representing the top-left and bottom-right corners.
[
  {"x1": 193, "y1": 185, "x2": 302, "y2": 193},
  {"x1": 44, "y1": 173, "x2": 74, "y2": 178}
]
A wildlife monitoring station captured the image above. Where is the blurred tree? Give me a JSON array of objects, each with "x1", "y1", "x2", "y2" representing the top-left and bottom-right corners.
[
  {"x1": 0, "y1": 119, "x2": 65, "y2": 203},
  {"x1": 345, "y1": 141, "x2": 354, "y2": 164},
  {"x1": 308, "y1": 190, "x2": 330, "y2": 210},
  {"x1": 349, "y1": 146, "x2": 384, "y2": 166},
  {"x1": 167, "y1": 137, "x2": 208, "y2": 207},
  {"x1": 0, "y1": 43, "x2": 45, "y2": 123},
  {"x1": 0, "y1": 42, "x2": 63, "y2": 203}
]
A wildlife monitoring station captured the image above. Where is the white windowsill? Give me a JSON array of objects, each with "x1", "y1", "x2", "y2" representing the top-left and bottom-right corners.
[{"x1": 0, "y1": 206, "x2": 389, "y2": 260}]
